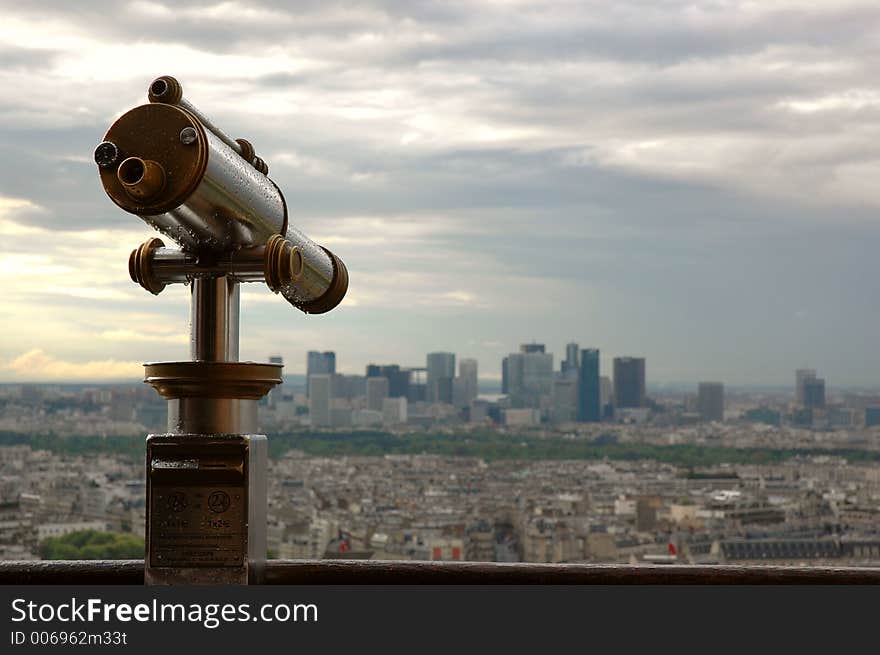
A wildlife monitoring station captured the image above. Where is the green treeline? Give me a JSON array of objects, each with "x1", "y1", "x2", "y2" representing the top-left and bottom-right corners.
[
  {"x1": 2, "y1": 429, "x2": 878, "y2": 467},
  {"x1": 266, "y1": 430, "x2": 880, "y2": 467},
  {"x1": 39, "y1": 530, "x2": 144, "y2": 560},
  {"x1": 0, "y1": 432, "x2": 143, "y2": 460}
]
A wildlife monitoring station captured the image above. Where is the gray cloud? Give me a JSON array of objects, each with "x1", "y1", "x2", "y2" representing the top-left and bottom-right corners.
[{"x1": 1, "y1": 0, "x2": 879, "y2": 385}]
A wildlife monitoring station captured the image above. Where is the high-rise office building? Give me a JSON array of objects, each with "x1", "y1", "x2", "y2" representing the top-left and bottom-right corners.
[
  {"x1": 506, "y1": 344, "x2": 553, "y2": 409},
  {"x1": 803, "y1": 377, "x2": 826, "y2": 409},
  {"x1": 795, "y1": 368, "x2": 826, "y2": 409},
  {"x1": 551, "y1": 378, "x2": 577, "y2": 423},
  {"x1": 427, "y1": 352, "x2": 456, "y2": 404},
  {"x1": 521, "y1": 345, "x2": 553, "y2": 407},
  {"x1": 613, "y1": 357, "x2": 646, "y2": 409},
  {"x1": 600, "y1": 376, "x2": 613, "y2": 418},
  {"x1": 366, "y1": 376, "x2": 390, "y2": 412},
  {"x1": 453, "y1": 358, "x2": 479, "y2": 408},
  {"x1": 405, "y1": 367, "x2": 427, "y2": 403},
  {"x1": 308, "y1": 374, "x2": 332, "y2": 427},
  {"x1": 565, "y1": 342, "x2": 579, "y2": 365},
  {"x1": 435, "y1": 377, "x2": 454, "y2": 405},
  {"x1": 697, "y1": 382, "x2": 724, "y2": 422},
  {"x1": 562, "y1": 342, "x2": 580, "y2": 379},
  {"x1": 367, "y1": 364, "x2": 410, "y2": 398},
  {"x1": 577, "y1": 348, "x2": 600, "y2": 422},
  {"x1": 333, "y1": 374, "x2": 366, "y2": 400},
  {"x1": 501, "y1": 357, "x2": 509, "y2": 395},
  {"x1": 307, "y1": 351, "x2": 336, "y2": 395},
  {"x1": 505, "y1": 353, "x2": 523, "y2": 404},
  {"x1": 795, "y1": 369, "x2": 817, "y2": 406}
]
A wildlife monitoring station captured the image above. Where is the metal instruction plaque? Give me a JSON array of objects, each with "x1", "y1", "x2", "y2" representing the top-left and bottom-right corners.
[
  {"x1": 147, "y1": 437, "x2": 249, "y2": 570},
  {"x1": 150, "y1": 484, "x2": 245, "y2": 567}
]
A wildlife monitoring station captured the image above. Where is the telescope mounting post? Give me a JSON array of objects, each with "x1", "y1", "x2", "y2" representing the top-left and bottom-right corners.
[
  {"x1": 142, "y1": 271, "x2": 278, "y2": 586},
  {"x1": 191, "y1": 276, "x2": 239, "y2": 363}
]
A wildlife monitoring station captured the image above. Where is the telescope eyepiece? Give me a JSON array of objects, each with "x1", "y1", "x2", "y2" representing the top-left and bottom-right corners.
[
  {"x1": 151, "y1": 78, "x2": 168, "y2": 97},
  {"x1": 147, "y1": 75, "x2": 183, "y2": 104},
  {"x1": 117, "y1": 157, "x2": 166, "y2": 201},
  {"x1": 118, "y1": 157, "x2": 145, "y2": 184}
]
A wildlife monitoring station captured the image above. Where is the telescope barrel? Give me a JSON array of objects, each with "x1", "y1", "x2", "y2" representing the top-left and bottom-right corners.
[{"x1": 95, "y1": 78, "x2": 347, "y2": 314}]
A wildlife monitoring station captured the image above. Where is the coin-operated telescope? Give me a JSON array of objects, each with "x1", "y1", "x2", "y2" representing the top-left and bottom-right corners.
[{"x1": 95, "y1": 76, "x2": 348, "y2": 584}]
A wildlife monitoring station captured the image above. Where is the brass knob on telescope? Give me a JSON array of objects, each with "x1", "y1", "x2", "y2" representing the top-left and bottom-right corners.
[
  {"x1": 264, "y1": 234, "x2": 304, "y2": 292},
  {"x1": 263, "y1": 235, "x2": 348, "y2": 314},
  {"x1": 129, "y1": 237, "x2": 167, "y2": 295}
]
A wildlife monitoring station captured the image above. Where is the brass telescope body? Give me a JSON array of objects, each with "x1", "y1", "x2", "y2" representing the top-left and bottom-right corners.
[{"x1": 94, "y1": 77, "x2": 349, "y2": 584}]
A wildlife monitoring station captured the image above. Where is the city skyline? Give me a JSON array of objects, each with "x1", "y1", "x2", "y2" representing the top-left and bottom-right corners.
[
  {"x1": 0, "y1": 336, "x2": 867, "y2": 400},
  {"x1": 2, "y1": 2, "x2": 880, "y2": 386},
  {"x1": 0, "y1": 336, "x2": 860, "y2": 391}
]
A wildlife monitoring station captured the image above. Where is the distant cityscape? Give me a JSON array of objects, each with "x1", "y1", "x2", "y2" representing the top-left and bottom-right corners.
[
  {"x1": 1, "y1": 341, "x2": 880, "y2": 566},
  {"x1": 297, "y1": 344, "x2": 872, "y2": 432},
  {"x1": 2, "y1": 343, "x2": 872, "y2": 435},
  {"x1": 5, "y1": 341, "x2": 871, "y2": 435}
]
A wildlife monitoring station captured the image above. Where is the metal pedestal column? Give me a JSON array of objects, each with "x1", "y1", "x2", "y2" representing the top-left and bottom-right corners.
[{"x1": 143, "y1": 277, "x2": 281, "y2": 585}]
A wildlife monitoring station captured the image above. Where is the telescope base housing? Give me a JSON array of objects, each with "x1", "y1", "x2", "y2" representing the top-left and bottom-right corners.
[
  {"x1": 142, "y1": 361, "x2": 280, "y2": 585},
  {"x1": 144, "y1": 433, "x2": 267, "y2": 585}
]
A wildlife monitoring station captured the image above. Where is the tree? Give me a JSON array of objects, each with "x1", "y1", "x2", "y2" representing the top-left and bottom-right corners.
[{"x1": 39, "y1": 530, "x2": 144, "y2": 560}]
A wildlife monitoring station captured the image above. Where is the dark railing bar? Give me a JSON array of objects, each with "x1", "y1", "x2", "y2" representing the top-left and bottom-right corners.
[{"x1": 2, "y1": 560, "x2": 879, "y2": 585}]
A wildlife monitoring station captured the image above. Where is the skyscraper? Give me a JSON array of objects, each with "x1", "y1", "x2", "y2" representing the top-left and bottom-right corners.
[
  {"x1": 506, "y1": 344, "x2": 553, "y2": 409},
  {"x1": 405, "y1": 367, "x2": 427, "y2": 403},
  {"x1": 427, "y1": 352, "x2": 456, "y2": 404},
  {"x1": 697, "y1": 382, "x2": 724, "y2": 422},
  {"x1": 501, "y1": 357, "x2": 509, "y2": 395},
  {"x1": 613, "y1": 357, "x2": 646, "y2": 409},
  {"x1": 308, "y1": 374, "x2": 332, "y2": 427},
  {"x1": 600, "y1": 376, "x2": 613, "y2": 417},
  {"x1": 366, "y1": 364, "x2": 410, "y2": 398},
  {"x1": 551, "y1": 378, "x2": 577, "y2": 423},
  {"x1": 366, "y1": 376, "x2": 390, "y2": 411},
  {"x1": 577, "y1": 348, "x2": 600, "y2": 422},
  {"x1": 562, "y1": 342, "x2": 580, "y2": 379},
  {"x1": 795, "y1": 369, "x2": 817, "y2": 406},
  {"x1": 803, "y1": 377, "x2": 826, "y2": 409},
  {"x1": 307, "y1": 351, "x2": 336, "y2": 395},
  {"x1": 453, "y1": 358, "x2": 479, "y2": 408},
  {"x1": 333, "y1": 374, "x2": 366, "y2": 400}
]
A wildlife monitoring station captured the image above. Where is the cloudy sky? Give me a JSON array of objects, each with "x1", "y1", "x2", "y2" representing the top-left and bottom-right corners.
[{"x1": 1, "y1": 0, "x2": 879, "y2": 386}]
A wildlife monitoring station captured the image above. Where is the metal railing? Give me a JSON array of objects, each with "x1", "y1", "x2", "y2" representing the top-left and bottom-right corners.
[{"x1": 1, "y1": 560, "x2": 878, "y2": 584}]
